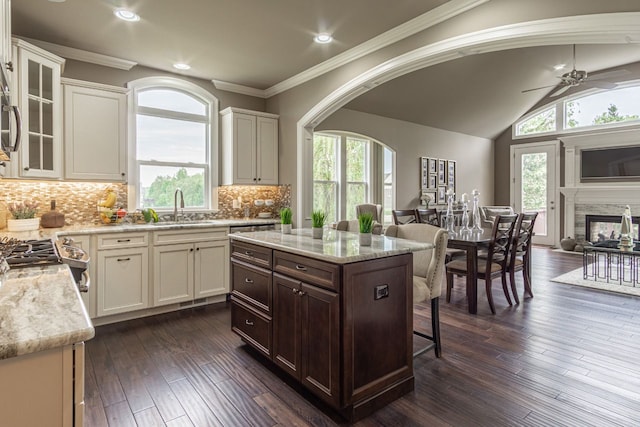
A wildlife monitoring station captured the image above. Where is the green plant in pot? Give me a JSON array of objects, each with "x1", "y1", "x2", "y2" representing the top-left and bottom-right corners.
[
  {"x1": 311, "y1": 210, "x2": 326, "y2": 239},
  {"x1": 280, "y1": 207, "x2": 292, "y2": 234},
  {"x1": 358, "y1": 213, "x2": 374, "y2": 246}
]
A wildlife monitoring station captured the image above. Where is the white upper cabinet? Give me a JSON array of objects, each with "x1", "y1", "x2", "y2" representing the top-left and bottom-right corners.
[
  {"x1": 221, "y1": 107, "x2": 278, "y2": 185},
  {"x1": 63, "y1": 79, "x2": 127, "y2": 181},
  {"x1": 1, "y1": 0, "x2": 11, "y2": 75},
  {"x1": 12, "y1": 38, "x2": 64, "y2": 179}
]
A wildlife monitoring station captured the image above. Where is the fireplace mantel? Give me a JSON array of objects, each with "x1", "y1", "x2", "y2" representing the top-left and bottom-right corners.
[{"x1": 559, "y1": 128, "x2": 640, "y2": 242}]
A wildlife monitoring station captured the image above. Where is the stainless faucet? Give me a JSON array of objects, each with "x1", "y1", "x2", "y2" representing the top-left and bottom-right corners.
[{"x1": 174, "y1": 188, "x2": 185, "y2": 221}]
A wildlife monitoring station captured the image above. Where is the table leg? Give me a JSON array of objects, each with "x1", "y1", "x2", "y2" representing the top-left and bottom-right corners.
[{"x1": 466, "y1": 246, "x2": 478, "y2": 314}]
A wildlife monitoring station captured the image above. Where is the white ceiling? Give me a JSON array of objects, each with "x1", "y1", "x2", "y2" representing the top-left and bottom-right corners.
[{"x1": 11, "y1": 1, "x2": 640, "y2": 140}]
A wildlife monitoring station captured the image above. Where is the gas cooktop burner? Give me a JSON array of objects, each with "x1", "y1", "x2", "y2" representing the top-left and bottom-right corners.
[{"x1": 1, "y1": 239, "x2": 62, "y2": 268}]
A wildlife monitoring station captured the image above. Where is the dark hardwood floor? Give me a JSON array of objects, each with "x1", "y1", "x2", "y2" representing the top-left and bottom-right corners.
[{"x1": 85, "y1": 247, "x2": 640, "y2": 426}]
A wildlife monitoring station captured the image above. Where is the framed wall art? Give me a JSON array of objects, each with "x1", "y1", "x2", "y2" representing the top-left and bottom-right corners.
[
  {"x1": 428, "y1": 158, "x2": 436, "y2": 174},
  {"x1": 429, "y1": 174, "x2": 436, "y2": 189},
  {"x1": 447, "y1": 160, "x2": 456, "y2": 193},
  {"x1": 438, "y1": 159, "x2": 446, "y2": 185},
  {"x1": 437, "y1": 185, "x2": 447, "y2": 204}
]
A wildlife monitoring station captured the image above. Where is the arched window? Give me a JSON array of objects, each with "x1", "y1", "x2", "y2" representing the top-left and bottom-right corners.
[
  {"x1": 313, "y1": 131, "x2": 393, "y2": 224},
  {"x1": 514, "y1": 81, "x2": 640, "y2": 138},
  {"x1": 128, "y1": 77, "x2": 218, "y2": 211}
]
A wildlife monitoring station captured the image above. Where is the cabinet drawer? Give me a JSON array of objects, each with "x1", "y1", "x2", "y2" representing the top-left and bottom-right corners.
[
  {"x1": 231, "y1": 260, "x2": 272, "y2": 314},
  {"x1": 273, "y1": 251, "x2": 339, "y2": 291},
  {"x1": 97, "y1": 232, "x2": 148, "y2": 249},
  {"x1": 231, "y1": 300, "x2": 271, "y2": 357},
  {"x1": 154, "y1": 228, "x2": 228, "y2": 245},
  {"x1": 231, "y1": 241, "x2": 272, "y2": 269}
]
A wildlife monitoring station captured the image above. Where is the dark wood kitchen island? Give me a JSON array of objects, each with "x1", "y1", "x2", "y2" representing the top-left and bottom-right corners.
[{"x1": 229, "y1": 228, "x2": 432, "y2": 421}]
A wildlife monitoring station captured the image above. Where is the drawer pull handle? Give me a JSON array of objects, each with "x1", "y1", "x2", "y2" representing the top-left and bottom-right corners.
[
  {"x1": 117, "y1": 239, "x2": 131, "y2": 243},
  {"x1": 244, "y1": 278, "x2": 254, "y2": 284},
  {"x1": 117, "y1": 257, "x2": 131, "y2": 262},
  {"x1": 245, "y1": 320, "x2": 254, "y2": 326},
  {"x1": 295, "y1": 265, "x2": 307, "y2": 271},
  {"x1": 244, "y1": 251, "x2": 253, "y2": 256}
]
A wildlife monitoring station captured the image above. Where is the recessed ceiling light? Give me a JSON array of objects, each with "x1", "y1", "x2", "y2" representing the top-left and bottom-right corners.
[
  {"x1": 553, "y1": 63, "x2": 566, "y2": 71},
  {"x1": 314, "y1": 33, "x2": 333, "y2": 44},
  {"x1": 173, "y1": 63, "x2": 191, "y2": 70},
  {"x1": 114, "y1": 8, "x2": 140, "y2": 22},
  {"x1": 48, "y1": 0, "x2": 66, "y2": 3}
]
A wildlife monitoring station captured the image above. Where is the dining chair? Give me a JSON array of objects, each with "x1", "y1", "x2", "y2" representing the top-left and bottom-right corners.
[
  {"x1": 385, "y1": 223, "x2": 448, "y2": 357},
  {"x1": 356, "y1": 203, "x2": 383, "y2": 223},
  {"x1": 479, "y1": 206, "x2": 514, "y2": 228},
  {"x1": 416, "y1": 208, "x2": 439, "y2": 226},
  {"x1": 445, "y1": 214, "x2": 518, "y2": 314},
  {"x1": 508, "y1": 212, "x2": 538, "y2": 304},
  {"x1": 392, "y1": 209, "x2": 419, "y2": 225},
  {"x1": 437, "y1": 209, "x2": 464, "y2": 228}
]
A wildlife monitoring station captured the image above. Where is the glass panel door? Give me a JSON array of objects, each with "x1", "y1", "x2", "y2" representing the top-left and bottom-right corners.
[{"x1": 513, "y1": 142, "x2": 558, "y2": 245}]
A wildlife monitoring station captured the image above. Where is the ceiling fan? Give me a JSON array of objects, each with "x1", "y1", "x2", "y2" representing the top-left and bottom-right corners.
[{"x1": 522, "y1": 45, "x2": 630, "y2": 97}]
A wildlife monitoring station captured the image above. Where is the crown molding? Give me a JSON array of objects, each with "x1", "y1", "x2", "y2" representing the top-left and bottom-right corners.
[
  {"x1": 263, "y1": 0, "x2": 490, "y2": 97},
  {"x1": 211, "y1": 80, "x2": 267, "y2": 98},
  {"x1": 19, "y1": 37, "x2": 137, "y2": 70}
]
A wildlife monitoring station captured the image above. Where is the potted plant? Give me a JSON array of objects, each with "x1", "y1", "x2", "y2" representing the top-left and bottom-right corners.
[
  {"x1": 280, "y1": 207, "x2": 292, "y2": 234},
  {"x1": 358, "y1": 213, "x2": 374, "y2": 246},
  {"x1": 7, "y1": 200, "x2": 40, "y2": 231},
  {"x1": 311, "y1": 210, "x2": 326, "y2": 239}
]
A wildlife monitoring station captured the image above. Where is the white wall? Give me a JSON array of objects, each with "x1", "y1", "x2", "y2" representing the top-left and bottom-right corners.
[{"x1": 316, "y1": 108, "x2": 493, "y2": 209}]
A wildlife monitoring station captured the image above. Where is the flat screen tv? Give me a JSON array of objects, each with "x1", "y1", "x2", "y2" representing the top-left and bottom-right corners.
[{"x1": 581, "y1": 145, "x2": 640, "y2": 181}]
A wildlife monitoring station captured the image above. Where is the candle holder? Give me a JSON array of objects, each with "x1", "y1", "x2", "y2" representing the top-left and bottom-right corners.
[
  {"x1": 460, "y1": 201, "x2": 470, "y2": 232},
  {"x1": 444, "y1": 191, "x2": 456, "y2": 238},
  {"x1": 471, "y1": 191, "x2": 482, "y2": 232}
]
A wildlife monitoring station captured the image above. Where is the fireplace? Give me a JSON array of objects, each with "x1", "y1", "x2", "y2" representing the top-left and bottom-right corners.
[{"x1": 585, "y1": 214, "x2": 640, "y2": 243}]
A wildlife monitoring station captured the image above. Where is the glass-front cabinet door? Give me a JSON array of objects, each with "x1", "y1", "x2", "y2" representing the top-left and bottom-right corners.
[{"x1": 15, "y1": 40, "x2": 63, "y2": 178}]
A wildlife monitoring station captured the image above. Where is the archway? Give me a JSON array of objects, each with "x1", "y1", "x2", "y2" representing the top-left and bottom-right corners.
[{"x1": 295, "y1": 12, "x2": 640, "y2": 225}]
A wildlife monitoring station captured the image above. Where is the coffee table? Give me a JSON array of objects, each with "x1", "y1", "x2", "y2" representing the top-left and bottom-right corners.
[{"x1": 583, "y1": 241, "x2": 640, "y2": 286}]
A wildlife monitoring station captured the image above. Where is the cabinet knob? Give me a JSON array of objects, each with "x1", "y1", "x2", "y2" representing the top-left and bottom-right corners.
[
  {"x1": 121, "y1": 172, "x2": 125, "y2": 177},
  {"x1": 245, "y1": 320, "x2": 254, "y2": 326},
  {"x1": 190, "y1": 248, "x2": 194, "y2": 252},
  {"x1": 253, "y1": 178, "x2": 257, "y2": 182},
  {"x1": 24, "y1": 167, "x2": 29, "y2": 171},
  {"x1": 292, "y1": 288, "x2": 298, "y2": 293},
  {"x1": 298, "y1": 290, "x2": 305, "y2": 296},
  {"x1": 196, "y1": 247, "x2": 200, "y2": 251},
  {"x1": 258, "y1": 178, "x2": 261, "y2": 182}
]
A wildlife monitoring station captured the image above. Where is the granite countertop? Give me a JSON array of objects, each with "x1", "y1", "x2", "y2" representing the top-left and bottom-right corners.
[
  {"x1": 0, "y1": 264, "x2": 95, "y2": 360},
  {"x1": 230, "y1": 228, "x2": 433, "y2": 264},
  {"x1": 1, "y1": 218, "x2": 279, "y2": 240}
]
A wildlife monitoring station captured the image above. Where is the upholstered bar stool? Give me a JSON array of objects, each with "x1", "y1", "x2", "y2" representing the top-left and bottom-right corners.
[{"x1": 385, "y1": 223, "x2": 448, "y2": 357}]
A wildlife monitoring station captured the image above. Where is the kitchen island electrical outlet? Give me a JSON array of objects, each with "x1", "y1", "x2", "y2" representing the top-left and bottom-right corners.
[
  {"x1": 232, "y1": 200, "x2": 240, "y2": 209},
  {"x1": 374, "y1": 284, "x2": 389, "y2": 300}
]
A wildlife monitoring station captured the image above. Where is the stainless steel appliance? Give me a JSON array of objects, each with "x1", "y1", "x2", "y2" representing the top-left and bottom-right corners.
[
  {"x1": 0, "y1": 237, "x2": 90, "y2": 292},
  {"x1": 0, "y1": 60, "x2": 21, "y2": 164}
]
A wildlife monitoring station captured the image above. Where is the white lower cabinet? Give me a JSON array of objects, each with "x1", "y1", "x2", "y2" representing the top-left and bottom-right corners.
[
  {"x1": 96, "y1": 232, "x2": 149, "y2": 317},
  {"x1": 153, "y1": 228, "x2": 229, "y2": 307}
]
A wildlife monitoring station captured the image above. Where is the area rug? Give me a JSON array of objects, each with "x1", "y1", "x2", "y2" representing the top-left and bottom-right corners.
[{"x1": 551, "y1": 267, "x2": 640, "y2": 297}]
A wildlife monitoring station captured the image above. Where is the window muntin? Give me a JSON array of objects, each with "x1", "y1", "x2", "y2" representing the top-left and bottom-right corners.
[
  {"x1": 564, "y1": 86, "x2": 640, "y2": 129},
  {"x1": 345, "y1": 137, "x2": 369, "y2": 221},
  {"x1": 515, "y1": 106, "x2": 556, "y2": 136},
  {"x1": 129, "y1": 79, "x2": 216, "y2": 211}
]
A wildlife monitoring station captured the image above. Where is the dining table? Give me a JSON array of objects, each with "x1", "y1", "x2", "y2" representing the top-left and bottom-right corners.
[{"x1": 446, "y1": 227, "x2": 493, "y2": 314}]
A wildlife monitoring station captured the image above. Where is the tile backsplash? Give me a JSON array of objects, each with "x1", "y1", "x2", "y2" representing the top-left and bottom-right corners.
[{"x1": 0, "y1": 180, "x2": 291, "y2": 227}]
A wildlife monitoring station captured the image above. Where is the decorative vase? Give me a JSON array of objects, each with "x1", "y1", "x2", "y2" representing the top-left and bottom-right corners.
[
  {"x1": 7, "y1": 217, "x2": 40, "y2": 232},
  {"x1": 560, "y1": 236, "x2": 576, "y2": 251},
  {"x1": 312, "y1": 227, "x2": 323, "y2": 239},
  {"x1": 471, "y1": 191, "x2": 482, "y2": 231},
  {"x1": 281, "y1": 223, "x2": 292, "y2": 234},
  {"x1": 359, "y1": 232, "x2": 372, "y2": 246}
]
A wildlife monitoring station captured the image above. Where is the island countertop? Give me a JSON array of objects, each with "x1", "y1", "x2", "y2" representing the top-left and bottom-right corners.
[
  {"x1": 0, "y1": 264, "x2": 95, "y2": 360},
  {"x1": 229, "y1": 228, "x2": 432, "y2": 264}
]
